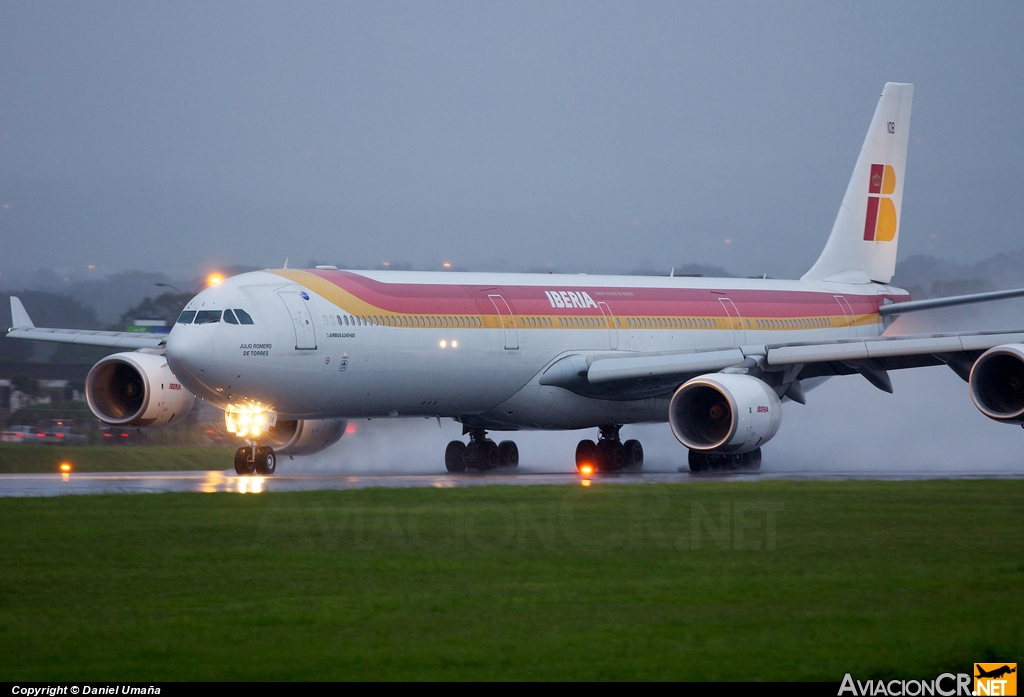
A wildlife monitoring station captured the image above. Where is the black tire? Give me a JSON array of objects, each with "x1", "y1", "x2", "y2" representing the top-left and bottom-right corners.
[
  {"x1": 575, "y1": 439, "x2": 597, "y2": 472},
  {"x1": 595, "y1": 439, "x2": 624, "y2": 472},
  {"x1": 622, "y1": 439, "x2": 643, "y2": 470},
  {"x1": 465, "y1": 441, "x2": 483, "y2": 470},
  {"x1": 688, "y1": 449, "x2": 710, "y2": 472},
  {"x1": 741, "y1": 448, "x2": 762, "y2": 471},
  {"x1": 445, "y1": 440, "x2": 467, "y2": 473},
  {"x1": 234, "y1": 447, "x2": 254, "y2": 475},
  {"x1": 498, "y1": 440, "x2": 519, "y2": 468},
  {"x1": 254, "y1": 446, "x2": 277, "y2": 475},
  {"x1": 483, "y1": 439, "x2": 499, "y2": 469}
]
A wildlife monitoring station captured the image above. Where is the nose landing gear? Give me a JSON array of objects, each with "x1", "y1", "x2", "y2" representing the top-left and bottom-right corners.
[
  {"x1": 234, "y1": 443, "x2": 277, "y2": 475},
  {"x1": 575, "y1": 425, "x2": 644, "y2": 473},
  {"x1": 445, "y1": 428, "x2": 519, "y2": 472}
]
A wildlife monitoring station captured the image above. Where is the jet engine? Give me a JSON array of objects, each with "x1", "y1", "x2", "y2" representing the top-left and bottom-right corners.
[
  {"x1": 266, "y1": 418, "x2": 347, "y2": 456},
  {"x1": 669, "y1": 373, "x2": 782, "y2": 453},
  {"x1": 86, "y1": 352, "x2": 195, "y2": 428},
  {"x1": 969, "y1": 344, "x2": 1024, "y2": 424}
]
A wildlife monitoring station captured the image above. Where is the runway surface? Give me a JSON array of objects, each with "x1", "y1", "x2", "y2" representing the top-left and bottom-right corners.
[{"x1": 1, "y1": 468, "x2": 1023, "y2": 497}]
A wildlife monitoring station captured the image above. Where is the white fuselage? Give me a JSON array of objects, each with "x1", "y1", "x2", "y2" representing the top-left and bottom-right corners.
[{"x1": 165, "y1": 269, "x2": 907, "y2": 430}]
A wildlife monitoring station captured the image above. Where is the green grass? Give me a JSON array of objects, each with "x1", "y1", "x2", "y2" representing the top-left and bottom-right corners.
[
  {"x1": 0, "y1": 481, "x2": 1022, "y2": 680},
  {"x1": 0, "y1": 445, "x2": 235, "y2": 473}
]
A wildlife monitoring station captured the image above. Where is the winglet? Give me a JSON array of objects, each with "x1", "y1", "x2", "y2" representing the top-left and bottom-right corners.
[{"x1": 10, "y1": 297, "x2": 34, "y2": 329}]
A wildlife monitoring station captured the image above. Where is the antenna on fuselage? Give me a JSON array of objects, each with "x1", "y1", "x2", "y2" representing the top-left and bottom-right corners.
[
  {"x1": 283, "y1": 257, "x2": 289, "y2": 269},
  {"x1": 669, "y1": 267, "x2": 675, "y2": 277}
]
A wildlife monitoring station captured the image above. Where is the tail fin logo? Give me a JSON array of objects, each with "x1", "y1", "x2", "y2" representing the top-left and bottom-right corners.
[{"x1": 864, "y1": 163, "x2": 898, "y2": 242}]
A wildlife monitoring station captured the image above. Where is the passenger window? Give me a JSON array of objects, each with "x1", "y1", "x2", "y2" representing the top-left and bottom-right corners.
[
  {"x1": 194, "y1": 310, "x2": 221, "y2": 324},
  {"x1": 177, "y1": 311, "x2": 196, "y2": 324},
  {"x1": 223, "y1": 309, "x2": 238, "y2": 324},
  {"x1": 235, "y1": 309, "x2": 254, "y2": 325}
]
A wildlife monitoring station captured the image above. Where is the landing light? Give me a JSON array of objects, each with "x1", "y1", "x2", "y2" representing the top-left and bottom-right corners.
[
  {"x1": 225, "y1": 405, "x2": 277, "y2": 439},
  {"x1": 208, "y1": 274, "x2": 223, "y2": 286},
  {"x1": 440, "y1": 340, "x2": 447, "y2": 348}
]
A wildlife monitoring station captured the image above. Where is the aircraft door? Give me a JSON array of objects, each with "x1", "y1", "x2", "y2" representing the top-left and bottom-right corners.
[
  {"x1": 718, "y1": 298, "x2": 746, "y2": 346},
  {"x1": 833, "y1": 295, "x2": 855, "y2": 337},
  {"x1": 278, "y1": 292, "x2": 318, "y2": 350},
  {"x1": 488, "y1": 294, "x2": 519, "y2": 350},
  {"x1": 597, "y1": 302, "x2": 618, "y2": 349}
]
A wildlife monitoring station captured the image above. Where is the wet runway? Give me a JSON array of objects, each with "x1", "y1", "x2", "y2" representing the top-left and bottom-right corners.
[{"x1": 1, "y1": 468, "x2": 1022, "y2": 497}]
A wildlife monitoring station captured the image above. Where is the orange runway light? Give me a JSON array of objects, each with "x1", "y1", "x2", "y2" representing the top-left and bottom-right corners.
[
  {"x1": 59, "y1": 463, "x2": 72, "y2": 473},
  {"x1": 580, "y1": 464, "x2": 594, "y2": 476}
]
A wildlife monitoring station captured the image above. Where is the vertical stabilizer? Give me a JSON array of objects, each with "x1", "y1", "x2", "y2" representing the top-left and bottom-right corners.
[{"x1": 803, "y1": 83, "x2": 913, "y2": 284}]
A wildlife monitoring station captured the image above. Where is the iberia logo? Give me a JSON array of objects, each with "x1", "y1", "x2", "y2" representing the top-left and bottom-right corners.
[
  {"x1": 863, "y1": 163, "x2": 898, "y2": 242},
  {"x1": 975, "y1": 663, "x2": 1017, "y2": 696}
]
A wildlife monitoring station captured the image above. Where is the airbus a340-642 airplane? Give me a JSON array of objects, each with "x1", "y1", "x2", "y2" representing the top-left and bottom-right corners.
[{"x1": 8, "y1": 83, "x2": 1024, "y2": 476}]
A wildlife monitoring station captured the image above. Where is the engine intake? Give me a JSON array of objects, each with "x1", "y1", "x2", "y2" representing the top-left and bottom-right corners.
[
  {"x1": 970, "y1": 344, "x2": 1024, "y2": 424},
  {"x1": 669, "y1": 374, "x2": 782, "y2": 453},
  {"x1": 86, "y1": 352, "x2": 195, "y2": 428},
  {"x1": 266, "y1": 418, "x2": 346, "y2": 456}
]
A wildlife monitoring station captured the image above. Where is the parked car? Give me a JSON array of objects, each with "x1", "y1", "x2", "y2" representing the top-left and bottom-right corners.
[
  {"x1": 35, "y1": 420, "x2": 89, "y2": 446},
  {"x1": 1, "y1": 425, "x2": 40, "y2": 444},
  {"x1": 38, "y1": 425, "x2": 88, "y2": 446},
  {"x1": 98, "y1": 425, "x2": 143, "y2": 445}
]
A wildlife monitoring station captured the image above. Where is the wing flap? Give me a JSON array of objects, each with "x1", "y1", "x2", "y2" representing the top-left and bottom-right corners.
[
  {"x1": 766, "y1": 331, "x2": 1024, "y2": 367},
  {"x1": 587, "y1": 349, "x2": 744, "y2": 384}
]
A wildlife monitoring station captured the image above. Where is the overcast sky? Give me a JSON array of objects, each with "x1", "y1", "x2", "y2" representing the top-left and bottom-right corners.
[{"x1": 1, "y1": 1, "x2": 1022, "y2": 284}]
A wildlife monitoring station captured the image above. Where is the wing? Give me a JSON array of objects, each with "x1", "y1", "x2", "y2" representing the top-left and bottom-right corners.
[
  {"x1": 539, "y1": 329, "x2": 1024, "y2": 401},
  {"x1": 5, "y1": 297, "x2": 167, "y2": 350}
]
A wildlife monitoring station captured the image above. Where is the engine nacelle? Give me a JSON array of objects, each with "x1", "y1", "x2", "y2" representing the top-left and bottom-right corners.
[
  {"x1": 969, "y1": 344, "x2": 1024, "y2": 424},
  {"x1": 266, "y1": 418, "x2": 347, "y2": 456},
  {"x1": 669, "y1": 373, "x2": 782, "y2": 453},
  {"x1": 86, "y1": 352, "x2": 195, "y2": 428}
]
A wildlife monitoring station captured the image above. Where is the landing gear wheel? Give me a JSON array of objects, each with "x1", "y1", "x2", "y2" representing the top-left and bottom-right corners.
[
  {"x1": 498, "y1": 440, "x2": 519, "y2": 468},
  {"x1": 596, "y1": 439, "x2": 624, "y2": 472},
  {"x1": 254, "y1": 446, "x2": 277, "y2": 475},
  {"x1": 483, "y1": 439, "x2": 499, "y2": 469},
  {"x1": 688, "y1": 450, "x2": 710, "y2": 472},
  {"x1": 234, "y1": 447, "x2": 255, "y2": 475},
  {"x1": 575, "y1": 440, "x2": 597, "y2": 473},
  {"x1": 622, "y1": 439, "x2": 644, "y2": 471},
  {"x1": 739, "y1": 448, "x2": 762, "y2": 471},
  {"x1": 445, "y1": 440, "x2": 467, "y2": 472}
]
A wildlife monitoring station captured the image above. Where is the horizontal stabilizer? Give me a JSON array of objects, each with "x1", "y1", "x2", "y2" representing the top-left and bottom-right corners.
[{"x1": 878, "y1": 287, "x2": 1024, "y2": 316}]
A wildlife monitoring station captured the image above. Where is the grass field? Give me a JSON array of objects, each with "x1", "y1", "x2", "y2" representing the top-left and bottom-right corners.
[
  {"x1": 0, "y1": 445, "x2": 235, "y2": 473},
  {"x1": 0, "y1": 480, "x2": 1021, "y2": 681}
]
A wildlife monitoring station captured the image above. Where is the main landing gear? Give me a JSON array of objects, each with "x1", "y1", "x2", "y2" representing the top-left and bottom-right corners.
[
  {"x1": 575, "y1": 425, "x2": 644, "y2": 473},
  {"x1": 445, "y1": 429, "x2": 519, "y2": 472},
  {"x1": 234, "y1": 445, "x2": 277, "y2": 476},
  {"x1": 687, "y1": 448, "x2": 761, "y2": 472}
]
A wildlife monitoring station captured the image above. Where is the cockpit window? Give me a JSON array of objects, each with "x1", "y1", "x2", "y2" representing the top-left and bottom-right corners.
[
  {"x1": 223, "y1": 309, "x2": 238, "y2": 324},
  {"x1": 234, "y1": 309, "x2": 254, "y2": 325},
  {"x1": 176, "y1": 311, "x2": 196, "y2": 324},
  {"x1": 194, "y1": 310, "x2": 222, "y2": 324}
]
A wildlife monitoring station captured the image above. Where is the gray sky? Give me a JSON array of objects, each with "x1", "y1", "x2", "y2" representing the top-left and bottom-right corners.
[{"x1": 1, "y1": 1, "x2": 1022, "y2": 284}]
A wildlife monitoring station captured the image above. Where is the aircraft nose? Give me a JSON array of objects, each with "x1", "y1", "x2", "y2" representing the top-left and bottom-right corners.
[{"x1": 166, "y1": 327, "x2": 214, "y2": 381}]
